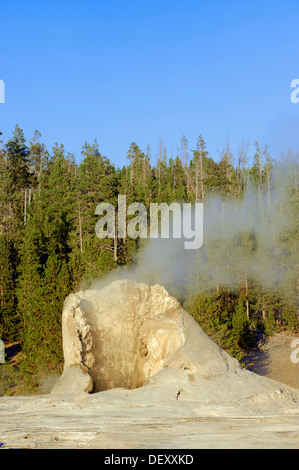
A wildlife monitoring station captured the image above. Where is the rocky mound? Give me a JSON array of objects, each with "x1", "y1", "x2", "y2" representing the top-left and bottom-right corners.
[
  {"x1": 51, "y1": 280, "x2": 299, "y2": 417},
  {"x1": 1, "y1": 279, "x2": 299, "y2": 449}
]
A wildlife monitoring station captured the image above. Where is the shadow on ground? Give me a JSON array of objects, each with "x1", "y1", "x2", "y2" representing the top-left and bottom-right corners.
[
  {"x1": 242, "y1": 348, "x2": 271, "y2": 375},
  {"x1": 5, "y1": 342, "x2": 22, "y2": 363}
]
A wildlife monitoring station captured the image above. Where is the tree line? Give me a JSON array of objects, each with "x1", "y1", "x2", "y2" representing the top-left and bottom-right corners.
[{"x1": 0, "y1": 125, "x2": 298, "y2": 392}]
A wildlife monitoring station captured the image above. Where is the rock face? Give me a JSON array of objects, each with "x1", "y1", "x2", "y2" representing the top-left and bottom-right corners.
[
  {"x1": 2, "y1": 278, "x2": 299, "y2": 449},
  {"x1": 52, "y1": 279, "x2": 240, "y2": 395},
  {"x1": 51, "y1": 279, "x2": 299, "y2": 421}
]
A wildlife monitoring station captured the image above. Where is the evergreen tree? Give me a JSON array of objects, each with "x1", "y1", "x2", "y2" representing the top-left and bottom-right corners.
[
  {"x1": 41, "y1": 252, "x2": 70, "y2": 363},
  {"x1": 28, "y1": 130, "x2": 49, "y2": 182},
  {"x1": 232, "y1": 297, "x2": 254, "y2": 348},
  {"x1": 16, "y1": 217, "x2": 46, "y2": 377},
  {"x1": 0, "y1": 235, "x2": 18, "y2": 341},
  {"x1": 3, "y1": 125, "x2": 31, "y2": 234},
  {"x1": 0, "y1": 124, "x2": 298, "y2": 394},
  {"x1": 41, "y1": 143, "x2": 76, "y2": 258},
  {"x1": 5, "y1": 124, "x2": 30, "y2": 191},
  {"x1": 75, "y1": 140, "x2": 119, "y2": 268},
  {"x1": 218, "y1": 138, "x2": 238, "y2": 198}
]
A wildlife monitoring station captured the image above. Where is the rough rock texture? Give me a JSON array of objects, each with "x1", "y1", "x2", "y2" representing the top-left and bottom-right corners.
[
  {"x1": 1, "y1": 279, "x2": 299, "y2": 449},
  {"x1": 52, "y1": 279, "x2": 241, "y2": 395},
  {"x1": 51, "y1": 279, "x2": 299, "y2": 415}
]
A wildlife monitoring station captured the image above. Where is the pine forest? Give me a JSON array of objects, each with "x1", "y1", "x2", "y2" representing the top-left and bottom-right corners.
[{"x1": 0, "y1": 125, "x2": 298, "y2": 394}]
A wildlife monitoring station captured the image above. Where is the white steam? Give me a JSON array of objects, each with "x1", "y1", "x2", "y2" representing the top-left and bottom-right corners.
[{"x1": 89, "y1": 157, "x2": 298, "y2": 299}]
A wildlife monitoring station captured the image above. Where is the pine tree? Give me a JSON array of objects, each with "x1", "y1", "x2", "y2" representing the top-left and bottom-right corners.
[
  {"x1": 195, "y1": 135, "x2": 207, "y2": 201},
  {"x1": 3, "y1": 125, "x2": 31, "y2": 234},
  {"x1": 218, "y1": 138, "x2": 238, "y2": 198},
  {"x1": 0, "y1": 234, "x2": 18, "y2": 341},
  {"x1": 232, "y1": 297, "x2": 254, "y2": 348},
  {"x1": 250, "y1": 140, "x2": 264, "y2": 214},
  {"x1": 41, "y1": 252, "x2": 70, "y2": 364},
  {"x1": 17, "y1": 217, "x2": 46, "y2": 377},
  {"x1": 76, "y1": 140, "x2": 118, "y2": 265},
  {"x1": 28, "y1": 130, "x2": 49, "y2": 182},
  {"x1": 41, "y1": 143, "x2": 76, "y2": 258},
  {"x1": 172, "y1": 156, "x2": 187, "y2": 201},
  {"x1": 5, "y1": 124, "x2": 30, "y2": 191}
]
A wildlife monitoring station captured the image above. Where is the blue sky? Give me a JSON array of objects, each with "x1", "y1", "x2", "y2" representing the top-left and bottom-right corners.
[{"x1": 0, "y1": 0, "x2": 299, "y2": 168}]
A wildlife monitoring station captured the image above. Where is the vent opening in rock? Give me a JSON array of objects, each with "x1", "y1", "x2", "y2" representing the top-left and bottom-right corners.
[{"x1": 52, "y1": 280, "x2": 186, "y2": 395}]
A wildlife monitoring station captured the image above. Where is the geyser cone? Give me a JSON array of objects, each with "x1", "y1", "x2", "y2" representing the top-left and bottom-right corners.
[
  {"x1": 51, "y1": 279, "x2": 299, "y2": 418},
  {"x1": 52, "y1": 279, "x2": 239, "y2": 395}
]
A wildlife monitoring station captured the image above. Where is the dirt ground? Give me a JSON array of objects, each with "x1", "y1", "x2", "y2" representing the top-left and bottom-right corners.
[{"x1": 242, "y1": 332, "x2": 299, "y2": 389}]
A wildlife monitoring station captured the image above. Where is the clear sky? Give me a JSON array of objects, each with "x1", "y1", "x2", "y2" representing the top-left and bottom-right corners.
[{"x1": 1, "y1": 0, "x2": 299, "y2": 168}]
